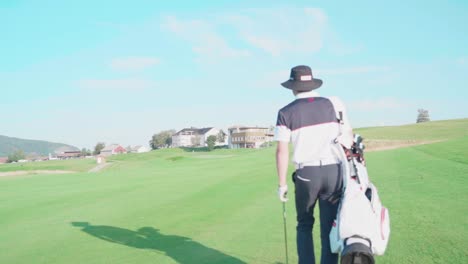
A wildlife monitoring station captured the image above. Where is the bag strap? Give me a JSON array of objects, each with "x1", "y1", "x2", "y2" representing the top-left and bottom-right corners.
[
  {"x1": 332, "y1": 143, "x2": 351, "y2": 191},
  {"x1": 338, "y1": 111, "x2": 344, "y2": 124}
]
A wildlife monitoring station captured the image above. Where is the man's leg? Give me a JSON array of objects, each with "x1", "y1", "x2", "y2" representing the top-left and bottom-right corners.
[
  {"x1": 296, "y1": 204, "x2": 315, "y2": 264},
  {"x1": 318, "y1": 164, "x2": 342, "y2": 264},
  {"x1": 318, "y1": 198, "x2": 339, "y2": 264},
  {"x1": 294, "y1": 167, "x2": 321, "y2": 264}
]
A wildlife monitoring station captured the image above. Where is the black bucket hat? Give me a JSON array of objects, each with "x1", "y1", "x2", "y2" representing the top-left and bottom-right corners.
[{"x1": 281, "y1": 65, "x2": 322, "y2": 92}]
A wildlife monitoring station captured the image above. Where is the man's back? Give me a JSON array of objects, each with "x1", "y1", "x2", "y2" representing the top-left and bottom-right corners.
[{"x1": 276, "y1": 94, "x2": 341, "y2": 166}]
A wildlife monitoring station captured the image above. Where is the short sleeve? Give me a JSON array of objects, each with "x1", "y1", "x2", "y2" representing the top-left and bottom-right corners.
[{"x1": 274, "y1": 111, "x2": 291, "y2": 142}]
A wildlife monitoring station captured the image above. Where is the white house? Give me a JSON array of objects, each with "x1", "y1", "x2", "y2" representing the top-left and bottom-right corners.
[
  {"x1": 130, "y1": 145, "x2": 150, "y2": 153},
  {"x1": 172, "y1": 127, "x2": 227, "y2": 147}
]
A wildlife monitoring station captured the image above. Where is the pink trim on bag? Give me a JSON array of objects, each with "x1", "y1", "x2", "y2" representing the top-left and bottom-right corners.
[{"x1": 381, "y1": 208, "x2": 386, "y2": 240}]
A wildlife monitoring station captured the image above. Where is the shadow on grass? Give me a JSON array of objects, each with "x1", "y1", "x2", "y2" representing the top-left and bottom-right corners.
[{"x1": 71, "y1": 222, "x2": 246, "y2": 264}]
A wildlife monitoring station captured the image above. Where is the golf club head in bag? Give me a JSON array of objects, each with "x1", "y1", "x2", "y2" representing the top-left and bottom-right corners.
[{"x1": 352, "y1": 134, "x2": 365, "y2": 163}]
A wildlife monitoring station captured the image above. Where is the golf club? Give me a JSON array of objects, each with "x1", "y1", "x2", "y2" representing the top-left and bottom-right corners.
[{"x1": 282, "y1": 202, "x2": 289, "y2": 264}]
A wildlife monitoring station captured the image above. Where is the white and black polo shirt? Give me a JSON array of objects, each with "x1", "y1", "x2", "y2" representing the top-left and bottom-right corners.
[{"x1": 275, "y1": 91, "x2": 353, "y2": 167}]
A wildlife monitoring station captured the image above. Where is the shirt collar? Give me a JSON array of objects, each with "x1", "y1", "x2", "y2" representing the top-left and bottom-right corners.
[{"x1": 295, "y1": 90, "x2": 320, "y2": 99}]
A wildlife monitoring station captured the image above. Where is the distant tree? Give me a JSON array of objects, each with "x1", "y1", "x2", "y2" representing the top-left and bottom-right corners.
[
  {"x1": 416, "y1": 109, "x2": 430, "y2": 123},
  {"x1": 7, "y1": 150, "x2": 26, "y2": 163},
  {"x1": 217, "y1": 130, "x2": 226, "y2": 144},
  {"x1": 207, "y1": 135, "x2": 217, "y2": 151},
  {"x1": 149, "y1": 130, "x2": 175, "y2": 150},
  {"x1": 81, "y1": 148, "x2": 91, "y2": 156},
  {"x1": 93, "y1": 142, "x2": 105, "y2": 155},
  {"x1": 126, "y1": 145, "x2": 132, "y2": 153}
]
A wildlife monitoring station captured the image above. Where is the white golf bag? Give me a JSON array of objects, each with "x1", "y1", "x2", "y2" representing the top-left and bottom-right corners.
[{"x1": 330, "y1": 137, "x2": 390, "y2": 264}]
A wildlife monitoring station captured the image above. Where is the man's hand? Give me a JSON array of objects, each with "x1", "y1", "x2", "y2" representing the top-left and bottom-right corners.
[{"x1": 278, "y1": 185, "x2": 288, "y2": 202}]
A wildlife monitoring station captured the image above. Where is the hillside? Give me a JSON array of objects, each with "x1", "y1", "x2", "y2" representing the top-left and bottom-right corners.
[
  {"x1": 0, "y1": 135, "x2": 79, "y2": 157},
  {"x1": 354, "y1": 118, "x2": 468, "y2": 151},
  {"x1": 355, "y1": 118, "x2": 468, "y2": 140}
]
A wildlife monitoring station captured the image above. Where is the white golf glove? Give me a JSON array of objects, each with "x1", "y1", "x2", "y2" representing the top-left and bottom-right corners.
[{"x1": 278, "y1": 185, "x2": 288, "y2": 202}]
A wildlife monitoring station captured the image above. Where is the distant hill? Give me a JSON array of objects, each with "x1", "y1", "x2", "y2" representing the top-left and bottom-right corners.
[
  {"x1": 353, "y1": 118, "x2": 468, "y2": 151},
  {"x1": 0, "y1": 135, "x2": 79, "y2": 157}
]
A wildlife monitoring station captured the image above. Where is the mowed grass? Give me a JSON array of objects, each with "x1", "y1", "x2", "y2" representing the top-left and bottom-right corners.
[
  {"x1": 367, "y1": 136, "x2": 468, "y2": 263},
  {"x1": 0, "y1": 158, "x2": 96, "y2": 173},
  {"x1": 1, "y1": 121, "x2": 467, "y2": 263},
  {"x1": 0, "y1": 148, "x2": 288, "y2": 264}
]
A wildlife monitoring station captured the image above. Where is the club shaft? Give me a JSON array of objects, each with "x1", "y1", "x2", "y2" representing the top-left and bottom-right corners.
[{"x1": 283, "y1": 202, "x2": 289, "y2": 264}]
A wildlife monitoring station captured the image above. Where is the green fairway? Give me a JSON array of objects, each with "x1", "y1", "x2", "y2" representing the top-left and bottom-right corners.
[
  {"x1": 0, "y1": 158, "x2": 96, "y2": 173},
  {"x1": 1, "y1": 121, "x2": 467, "y2": 263},
  {"x1": 366, "y1": 136, "x2": 468, "y2": 263}
]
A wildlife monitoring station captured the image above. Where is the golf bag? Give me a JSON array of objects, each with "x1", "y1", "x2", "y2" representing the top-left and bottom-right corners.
[{"x1": 330, "y1": 135, "x2": 390, "y2": 264}]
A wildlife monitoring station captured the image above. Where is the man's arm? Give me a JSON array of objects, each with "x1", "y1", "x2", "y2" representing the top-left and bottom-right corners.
[
  {"x1": 276, "y1": 141, "x2": 289, "y2": 187},
  {"x1": 274, "y1": 111, "x2": 291, "y2": 202}
]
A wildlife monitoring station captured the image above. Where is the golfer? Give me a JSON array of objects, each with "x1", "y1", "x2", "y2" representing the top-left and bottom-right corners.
[{"x1": 275, "y1": 65, "x2": 354, "y2": 264}]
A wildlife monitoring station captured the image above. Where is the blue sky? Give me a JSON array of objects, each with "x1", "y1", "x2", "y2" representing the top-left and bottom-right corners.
[{"x1": 1, "y1": 0, "x2": 467, "y2": 149}]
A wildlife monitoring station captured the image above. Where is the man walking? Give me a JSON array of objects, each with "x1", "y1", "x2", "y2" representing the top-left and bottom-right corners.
[{"x1": 275, "y1": 65, "x2": 354, "y2": 264}]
